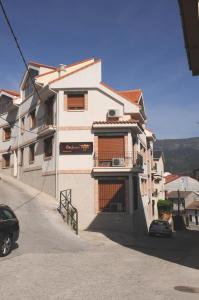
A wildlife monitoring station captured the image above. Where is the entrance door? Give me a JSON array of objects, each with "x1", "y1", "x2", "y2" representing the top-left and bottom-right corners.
[{"x1": 98, "y1": 179, "x2": 125, "y2": 212}]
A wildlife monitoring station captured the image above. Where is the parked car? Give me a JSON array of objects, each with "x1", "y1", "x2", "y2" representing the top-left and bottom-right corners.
[
  {"x1": 0, "y1": 204, "x2": 19, "y2": 256},
  {"x1": 149, "y1": 220, "x2": 172, "y2": 237}
]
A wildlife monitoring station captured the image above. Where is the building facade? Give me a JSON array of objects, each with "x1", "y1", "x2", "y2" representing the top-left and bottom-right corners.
[
  {"x1": 151, "y1": 151, "x2": 165, "y2": 218},
  {"x1": 0, "y1": 58, "x2": 157, "y2": 233}
]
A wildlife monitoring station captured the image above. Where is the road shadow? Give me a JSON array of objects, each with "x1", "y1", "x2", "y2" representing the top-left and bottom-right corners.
[{"x1": 86, "y1": 227, "x2": 199, "y2": 270}]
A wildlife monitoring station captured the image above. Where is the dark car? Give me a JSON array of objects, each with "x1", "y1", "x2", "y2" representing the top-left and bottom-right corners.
[
  {"x1": 149, "y1": 220, "x2": 172, "y2": 237},
  {"x1": 0, "y1": 204, "x2": 19, "y2": 256}
]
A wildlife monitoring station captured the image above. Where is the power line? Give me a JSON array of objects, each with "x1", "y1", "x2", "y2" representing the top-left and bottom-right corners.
[
  {"x1": 0, "y1": 114, "x2": 37, "y2": 135},
  {"x1": 0, "y1": 0, "x2": 43, "y2": 136},
  {"x1": 0, "y1": 0, "x2": 43, "y2": 103}
]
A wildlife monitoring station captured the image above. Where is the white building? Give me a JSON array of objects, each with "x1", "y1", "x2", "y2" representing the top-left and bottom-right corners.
[
  {"x1": 0, "y1": 58, "x2": 157, "y2": 233},
  {"x1": 151, "y1": 151, "x2": 165, "y2": 218}
]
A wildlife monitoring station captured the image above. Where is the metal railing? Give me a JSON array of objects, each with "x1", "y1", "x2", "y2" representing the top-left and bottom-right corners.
[
  {"x1": 93, "y1": 152, "x2": 143, "y2": 169},
  {"x1": 57, "y1": 189, "x2": 78, "y2": 235}
]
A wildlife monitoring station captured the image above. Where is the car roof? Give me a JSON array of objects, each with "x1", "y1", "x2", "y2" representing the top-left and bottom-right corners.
[
  {"x1": 0, "y1": 204, "x2": 12, "y2": 209},
  {"x1": 152, "y1": 220, "x2": 169, "y2": 223}
]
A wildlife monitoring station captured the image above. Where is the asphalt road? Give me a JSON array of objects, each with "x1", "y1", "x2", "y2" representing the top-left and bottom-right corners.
[{"x1": 0, "y1": 176, "x2": 199, "y2": 300}]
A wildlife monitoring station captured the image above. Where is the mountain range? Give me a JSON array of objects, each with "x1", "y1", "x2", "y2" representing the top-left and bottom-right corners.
[{"x1": 154, "y1": 137, "x2": 199, "y2": 176}]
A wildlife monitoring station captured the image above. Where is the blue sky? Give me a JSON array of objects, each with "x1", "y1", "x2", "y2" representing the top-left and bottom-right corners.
[{"x1": 0, "y1": 0, "x2": 198, "y2": 139}]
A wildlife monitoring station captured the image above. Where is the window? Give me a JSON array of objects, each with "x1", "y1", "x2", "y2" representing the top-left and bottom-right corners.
[
  {"x1": 23, "y1": 69, "x2": 39, "y2": 99},
  {"x1": 141, "y1": 179, "x2": 147, "y2": 196},
  {"x1": 3, "y1": 127, "x2": 11, "y2": 141},
  {"x1": 20, "y1": 148, "x2": 24, "y2": 166},
  {"x1": 21, "y1": 117, "x2": 25, "y2": 134},
  {"x1": 45, "y1": 97, "x2": 54, "y2": 125},
  {"x1": 44, "y1": 136, "x2": 53, "y2": 158},
  {"x1": 66, "y1": 94, "x2": 85, "y2": 110},
  {"x1": 97, "y1": 136, "x2": 125, "y2": 167},
  {"x1": 0, "y1": 208, "x2": 15, "y2": 220},
  {"x1": 29, "y1": 110, "x2": 36, "y2": 129},
  {"x1": 2, "y1": 153, "x2": 10, "y2": 168},
  {"x1": 29, "y1": 143, "x2": 35, "y2": 163}
]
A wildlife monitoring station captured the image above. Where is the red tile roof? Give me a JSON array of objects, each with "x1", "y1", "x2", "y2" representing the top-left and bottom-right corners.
[
  {"x1": 165, "y1": 174, "x2": 180, "y2": 184},
  {"x1": 93, "y1": 120, "x2": 138, "y2": 125},
  {"x1": 117, "y1": 90, "x2": 142, "y2": 105},
  {"x1": 0, "y1": 89, "x2": 20, "y2": 97},
  {"x1": 49, "y1": 59, "x2": 101, "y2": 84},
  {"x1": 29, "y1": 61, "x2": 56, "y2": 70},
  {"x1": 35, "y1": 57, "x2": 97, "y2": 79},
  {"x1": 100, "y1": 82, "x2": 142, "y2": 106}
]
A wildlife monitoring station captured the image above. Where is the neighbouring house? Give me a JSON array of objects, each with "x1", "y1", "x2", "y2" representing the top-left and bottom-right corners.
[
  {"x1": 0, "y1": 57, "x2": 157, "y2": 233},
  {"x1": 151, "y1": 150, "x2": 165, "y2": 218},
  {"x1": 186, "y1": 201, "x2": 199, "y2": 225},
  {"x1": 165, "y1": 176, "x2": 199, "y2": 219},
  {"x1": 167, "y1": 191, "x2": 199, "y2": 212}
]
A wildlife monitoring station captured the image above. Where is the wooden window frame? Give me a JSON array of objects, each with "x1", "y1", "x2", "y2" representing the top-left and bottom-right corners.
[
  {"x1": 65, "y1": 93, "x2": 86, "y2": 111},
  {"x1": 3, "y1": 127, "x2": 11, "y2": 141},
  {"x1": 2, "y1": 153, "x2": 10, "y2": 168}
]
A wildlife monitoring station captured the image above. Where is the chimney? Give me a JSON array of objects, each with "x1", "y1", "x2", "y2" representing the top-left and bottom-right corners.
[{"x1": 58, "y1": 64, "x2": 66, "y2": 76}]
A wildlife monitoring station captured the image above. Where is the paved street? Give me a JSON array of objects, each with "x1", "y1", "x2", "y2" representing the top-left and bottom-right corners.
[{"x1": 0, "y1": 176, "x2": 199, "y2": 300}]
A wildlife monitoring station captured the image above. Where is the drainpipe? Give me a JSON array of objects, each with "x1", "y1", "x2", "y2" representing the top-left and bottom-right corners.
[
  {"x1": 48, "y1": 86, "x2": 59, "y2": 201},
  {"x1": 17, "y1": 104, "x2": 20, "y2": 180}
]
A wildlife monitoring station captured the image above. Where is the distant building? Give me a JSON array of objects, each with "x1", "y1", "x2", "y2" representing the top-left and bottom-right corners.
[
  {"x1": 167, "y1": 191, "x2": 199, "y2": 212},
  {"x1": 186, "y1": 201, "x2": 199, "y2": 225},
  {"x1": 151, "y1": 151, "x2": 165, "y2": 218}
]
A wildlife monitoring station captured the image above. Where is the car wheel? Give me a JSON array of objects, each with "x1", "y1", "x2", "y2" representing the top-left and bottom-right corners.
[{"x1": 0, "y1": 235, "x2": 13, "y2": 257}]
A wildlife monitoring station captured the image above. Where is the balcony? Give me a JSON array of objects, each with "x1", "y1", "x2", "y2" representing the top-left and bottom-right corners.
[
  {"x1": 37, "y1": 118, "x2": 55, "y2": 137},
  {"x1": 93, "y1": 152, "x2": 144, "y2": 173},
  {"x1": 152, "y1": 190, "x2": 158, "y2": 197}
]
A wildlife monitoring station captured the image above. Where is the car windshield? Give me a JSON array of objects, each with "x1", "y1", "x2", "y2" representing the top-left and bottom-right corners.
[
  {"x1": 152, "y1": 220, "x2": 168, "y2": 226},
  {"x1": 0, "y1": 208, "x2": 16, "y2": 220}
]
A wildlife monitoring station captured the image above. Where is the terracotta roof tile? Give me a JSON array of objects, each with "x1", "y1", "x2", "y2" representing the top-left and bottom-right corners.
[
  {"x1": 117, "y1": 90, "x2": 142, "y2": 105},
  {"x1": 49, "y1": 59, "x2": 101, "y2": 84},
  {"x1": 100, "y1": 82, "x2": 142, "y2": 106},
  {"x1": 0, "y1": 89, "x2": 20, "y2": 97},
  {"x1": 165, "y1": 174, "x2": 180, "y2": 184},
  {"x1": 29, "y1": 61, "x2": 56, "y2": 70},
  {"x1": 93, "y1": 120, "x2": 138, "y2": 125}
]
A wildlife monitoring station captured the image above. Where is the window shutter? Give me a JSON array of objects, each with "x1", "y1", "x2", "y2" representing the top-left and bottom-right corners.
[
  {"x1": 67, "y1": 94, "x2": 85, "y2": 110},
  {"x1": 98, "y1": 136, "x2": 125, "y2": 160}
]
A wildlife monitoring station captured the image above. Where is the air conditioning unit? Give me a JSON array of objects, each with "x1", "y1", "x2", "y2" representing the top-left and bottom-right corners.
[
  {"x1": 107, "y1": 109, "x2": 120, "y2": 118},
  {"x1": 112, "y1": 157, "x2": 125, "y2": 167},
  {"x1": 109, "y1": 202, "x2": 123, "y2": 212}
]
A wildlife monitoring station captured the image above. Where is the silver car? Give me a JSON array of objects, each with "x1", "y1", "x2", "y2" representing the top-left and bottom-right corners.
[{"x1": 149, "y1": 220, "x2": 172, "y2": 237}]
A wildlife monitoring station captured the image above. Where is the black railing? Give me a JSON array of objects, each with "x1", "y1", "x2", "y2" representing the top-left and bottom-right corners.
[
  {"x1": 57, "y1": 189, "x2": 78, "y2": 235},
  {"x1": 93, "y1": 152, "x2": 144, "y2": 169}
]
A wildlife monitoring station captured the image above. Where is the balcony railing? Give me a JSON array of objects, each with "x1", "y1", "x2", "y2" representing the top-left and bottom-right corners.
[
  {"x1": 93, "y1": 152, "x2": 143, "y2": 170},
  {"x1": 37, "y1": 117, "x2": 55, "y2": 137}
]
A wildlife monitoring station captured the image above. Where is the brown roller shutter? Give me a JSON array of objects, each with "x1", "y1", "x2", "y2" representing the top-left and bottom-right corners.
[
  {"x1": 98, "y1": 180, "x2": 125, "y2": 212},
  {"x1": 67, "y1": 94, "x2": 85, "y2": 110},
  {"x1": 98, "y1": 136, "x2": 124, "y2": 160}
]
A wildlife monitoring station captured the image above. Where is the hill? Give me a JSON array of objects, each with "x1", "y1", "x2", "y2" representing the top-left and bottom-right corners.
[{"x1": 154, "y1": 137, "x2": 199, "y2": 176}]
